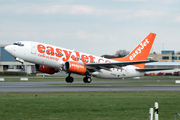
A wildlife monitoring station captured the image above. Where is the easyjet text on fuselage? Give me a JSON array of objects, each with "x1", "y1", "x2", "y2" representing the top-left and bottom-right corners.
[{"x1": 37, "y1": 44, "x2": 112, "y2": 64}]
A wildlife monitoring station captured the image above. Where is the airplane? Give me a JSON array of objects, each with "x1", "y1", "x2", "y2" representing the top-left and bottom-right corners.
[{"x1": 4, "y1": 33, "x2": 167, "y2": 83}]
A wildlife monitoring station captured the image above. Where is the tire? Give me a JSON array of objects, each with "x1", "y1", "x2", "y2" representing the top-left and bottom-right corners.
[
  {"x1": 83, "y1": 77, "x2": 92, "y2": 83},
  {"x1": 20, "y1": 65, "x2": 24, "y2": 69},
  {"x1": 66, "y1": 76, "x2": 74, "y2": 83}
]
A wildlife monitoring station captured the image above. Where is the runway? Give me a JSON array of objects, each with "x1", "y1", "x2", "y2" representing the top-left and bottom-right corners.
[{"x1": 0, "y1": 80, "x2": 180, "y2": 92}]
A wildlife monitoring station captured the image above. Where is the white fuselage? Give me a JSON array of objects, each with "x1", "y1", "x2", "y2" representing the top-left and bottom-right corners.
[{"x1": 5, "y1": 41, "x2": 144, "y2": 78}]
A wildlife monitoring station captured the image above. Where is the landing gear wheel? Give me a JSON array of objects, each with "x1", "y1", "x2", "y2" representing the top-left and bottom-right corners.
[
  {"x1": 20, "y1": 65, "x2": 24, "y2": 69},
  {"x1": 83, "y1": 77, "x2": 92, "y2": 83},
  {"x1": 65, "y1": 76, "x2": 74, "y2": 83}
]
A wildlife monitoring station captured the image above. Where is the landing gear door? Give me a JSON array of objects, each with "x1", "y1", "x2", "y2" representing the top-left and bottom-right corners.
[{"x1": 31, "y1": 43, "x2": 36, "y2": 54}]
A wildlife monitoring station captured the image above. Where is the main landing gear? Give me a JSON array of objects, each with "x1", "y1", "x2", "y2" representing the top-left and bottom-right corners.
[
  {"x1": 65, "y1": 73, "x2": 74, "y2": 83},
  {"x1": 65, "y1": 73, "x2": 92, "y2": 83},
  {"x1": 83, "y1": 76, "x2": 92, "y2": 83}
]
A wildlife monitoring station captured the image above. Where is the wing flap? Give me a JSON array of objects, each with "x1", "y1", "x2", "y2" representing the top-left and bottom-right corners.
[{"x1": 85, "y1": 60, "x2": 157, "y2": 72}]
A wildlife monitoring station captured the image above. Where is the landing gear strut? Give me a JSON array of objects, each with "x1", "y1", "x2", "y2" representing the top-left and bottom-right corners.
[
  {"x1": 15, "y1": 57, "x2": 24, "y2": 69},
  {"x1": 65, "y1": 73, "x2": 74, "y2": 83}
]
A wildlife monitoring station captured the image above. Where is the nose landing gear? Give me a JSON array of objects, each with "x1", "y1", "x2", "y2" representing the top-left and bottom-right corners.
[
  {"x1": 14, "y1": 57, "x2": 24, "y2": 69},
  {"x1": 20, "y1": 65, "x2": 24, "y2": 69}
]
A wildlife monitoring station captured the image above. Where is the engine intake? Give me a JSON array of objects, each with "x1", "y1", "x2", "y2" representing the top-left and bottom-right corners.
[{"x1": 64, "y1": 61, "x2": 87, "y2": 75}]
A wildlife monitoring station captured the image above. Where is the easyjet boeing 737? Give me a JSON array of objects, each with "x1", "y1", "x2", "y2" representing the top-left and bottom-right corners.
[{"x1": 5, "y1": 33, "x2": 166, "y2": 83}]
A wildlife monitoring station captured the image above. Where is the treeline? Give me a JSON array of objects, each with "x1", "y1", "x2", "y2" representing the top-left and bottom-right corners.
[
  {"x1": 101, "y1": 49, "x2": 129, "y2": 59},
  {"x1": 0, "y1": 72, "x2": 27, "y2": 76}
]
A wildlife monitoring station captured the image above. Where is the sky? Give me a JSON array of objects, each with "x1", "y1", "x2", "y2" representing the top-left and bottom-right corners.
[{"x1": 0, "y1": 0, "x2": 180, "y2": 56}]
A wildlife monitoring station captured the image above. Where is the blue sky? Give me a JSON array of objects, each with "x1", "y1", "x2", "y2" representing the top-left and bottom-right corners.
[{"x1": 0, "y1": 0, "x2": 180, "y2": 56}]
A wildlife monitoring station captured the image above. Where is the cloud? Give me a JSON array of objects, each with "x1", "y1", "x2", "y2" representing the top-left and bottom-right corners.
[
  {"x1": 1, "y1": 31, "x2": 37, "y2": 38},
  {"x1": 0, "y1": 32, "x2": 3, "y2": 37},
  {"x1": 76, "y1": 31, "x2": 89, "y2": 39},
  {"x1": 2, "y1": 5, "x2": 95, "y2": 15},
  {"x1": 0, "y1": 1, "x2": 177, "y2": 24},
  {"x1": 113, "y1": 9, "x2": 164, "y2": 21},
  {"x1": 0, "y1": 28, "x2": 118, "y2": 43},
  {"x1": 76, "y1": 31, "x2": 105, "y2": 41},
  {"x1": 175, "y1": 15, "x2": 180, "y2": 22},
  {"x1": 0, "y1": 5, "x2": 164, "y2": 17},
  {"x1": 163, "y1": 0, "x2": 178, "y2": 4},
  {"x1": 36, "y1": 5, "x2": 95, "y2": 14},
  {"x1": 0, "y1": 4, "x2": 166, "y2": 23},
  {"x1": 76, "y1": 31, "x2": 118, "y2": 42},
  {"x1": 115, "y1": 0, "x2": 146, "y2": 1},
  {"x1": 134, "y1": 10, "x2": 164, "y2": 17}
]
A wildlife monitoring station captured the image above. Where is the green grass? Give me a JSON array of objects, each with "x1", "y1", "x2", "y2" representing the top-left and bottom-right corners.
[{"x1": 0, "y1": 92, "x2": 180, "y2": 120}]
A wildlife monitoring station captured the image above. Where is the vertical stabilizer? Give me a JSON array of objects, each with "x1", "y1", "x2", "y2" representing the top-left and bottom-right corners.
[{"x1": 112, "y1": 33, "x2": 156, "y2": 68}]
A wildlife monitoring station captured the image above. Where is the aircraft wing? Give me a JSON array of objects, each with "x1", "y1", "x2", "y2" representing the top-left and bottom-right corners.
[{"x1": 85, "y1": 60, "x2": 157, "y2": 72}]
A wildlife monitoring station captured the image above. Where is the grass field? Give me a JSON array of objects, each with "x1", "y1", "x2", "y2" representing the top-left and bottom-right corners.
[
  {"x1": 0, "y1": 92, "x2": 180, "y2": 120},
  {"x1": 1, "y1": 76, "x2": 180, "y2": 119}
]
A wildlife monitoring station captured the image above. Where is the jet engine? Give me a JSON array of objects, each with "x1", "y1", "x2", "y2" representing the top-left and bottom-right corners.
[
  {"x1": 64, "y1": 61, "x2": 87, "y2": 75},
  {"x1": 35, "y1": 64, "x2": 58, "y2": 74}
]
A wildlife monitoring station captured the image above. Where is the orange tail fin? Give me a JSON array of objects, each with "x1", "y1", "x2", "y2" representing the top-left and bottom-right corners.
[{"x1": 112, "y1": 33, "x2": 156, "y2": 68}]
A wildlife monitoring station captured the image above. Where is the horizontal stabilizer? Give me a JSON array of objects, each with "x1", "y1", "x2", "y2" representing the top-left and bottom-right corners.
[{"x1": 136, "y1": 68, "x2": 174, "y2": 72}]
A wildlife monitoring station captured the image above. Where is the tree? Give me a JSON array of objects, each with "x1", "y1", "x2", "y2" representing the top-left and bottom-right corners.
[
  {"x1": 101, "y1": 54, "x2": 117, "y2": 59},
  {"x1": 115, "y1": 49, "x2": 129, "y2": 57},
  {"x1": 176, "y1": 51, "x2": 180, "y2": 55},
  {"x1": 101, "y1": 49, "x2": 129, "y2": 59}
]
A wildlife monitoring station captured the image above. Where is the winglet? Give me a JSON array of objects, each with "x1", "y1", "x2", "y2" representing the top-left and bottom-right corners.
[{"x1": 112, "y1": 33, "x2": 156, "y2": 68}]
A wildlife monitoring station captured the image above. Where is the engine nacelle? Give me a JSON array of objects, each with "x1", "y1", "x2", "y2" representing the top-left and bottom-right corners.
[
  {"x1": 35, "y1": 64, "x2": 57, "y2": 74},
  {"x1": 64, "y1": 61, "x2": 87, "y2": 75}
]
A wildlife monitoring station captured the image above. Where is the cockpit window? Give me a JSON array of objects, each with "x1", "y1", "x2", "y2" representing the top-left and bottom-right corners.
[{"x1": 13, "y1": 42, "x2": 24, "y2": 46}]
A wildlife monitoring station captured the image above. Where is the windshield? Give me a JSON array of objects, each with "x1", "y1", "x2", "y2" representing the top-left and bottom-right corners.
[{"x1": 13, "y1": 42, "x2": 24, "y2": 46}]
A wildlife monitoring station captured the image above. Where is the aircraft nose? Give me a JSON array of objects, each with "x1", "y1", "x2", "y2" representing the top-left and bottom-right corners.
[{"x1": 4, "y1": 45, "x2": 13, "y2": 54}]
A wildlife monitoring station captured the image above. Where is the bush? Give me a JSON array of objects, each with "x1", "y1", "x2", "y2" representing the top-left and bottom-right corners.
[{"x1": 0, "y1": 72, "x2": 27, "y2": 76}]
